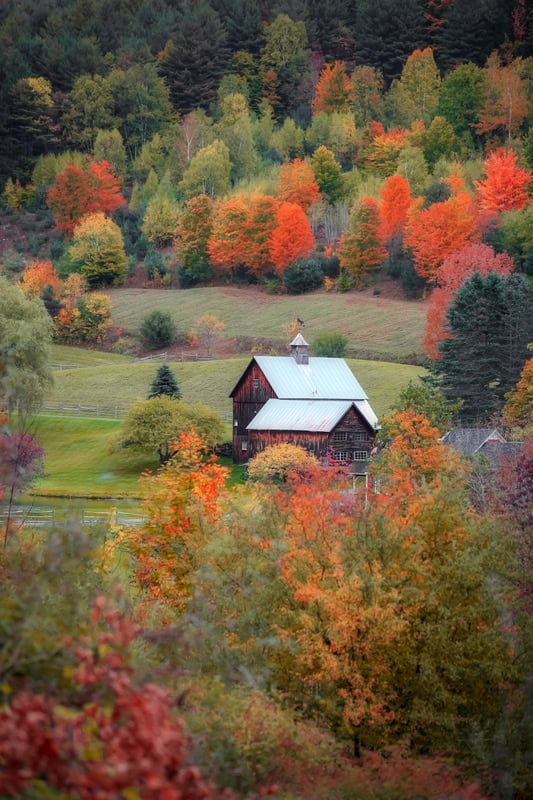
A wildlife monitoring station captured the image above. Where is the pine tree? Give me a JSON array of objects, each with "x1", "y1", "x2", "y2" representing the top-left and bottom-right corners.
[
  {"x1": 354, "y1": 0, "x2": 428, "y2": 86},
  {"x1": 437, "y1": 0, "x2": 513, "y2": 71},
  {"x1": 148, "y1": 364, "x2": 181, "y2": 400},
  {"x1": 160, "y1": 1, "x2": 229, "y2": 114},
  {"x1": 436, "y1": 272, "x2": 533, "y2": 422}
]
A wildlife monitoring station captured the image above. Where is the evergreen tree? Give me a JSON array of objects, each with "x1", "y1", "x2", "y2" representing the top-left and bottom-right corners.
[
  {"x1": 148, "y1": 364, "x2": 181, "y2": 400},
  {"x1": 437, "y1": 0, "x2": 514, "y2": 72},
  {"x1": 436, "y1": 272, "x2": 533, "y2": 423},
  {"x1": 212, "y1": 0, "x2": 262, "y2": 56},
  {"x1": 354, "y1": 0, "x2": 428, "y2": 86},
  {"x1": 160, "y1": 1, "x2": 229, "y2": 114}
]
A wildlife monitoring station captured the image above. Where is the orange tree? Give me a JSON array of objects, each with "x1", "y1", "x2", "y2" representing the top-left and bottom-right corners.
[
  {"x1": 46, "y1": 159, "x2": 124, "y2": 236},
  {"x1": 339, "y1": 196, "x2": 386, "y2": 289},
  {"x1": 475, "y1": 147, "x2": 531, "y2": 213}
]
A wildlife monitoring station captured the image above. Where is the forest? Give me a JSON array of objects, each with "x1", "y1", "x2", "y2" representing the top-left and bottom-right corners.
[{"x1": 0, "y1": 1, "x2": 533, "y2": 798}]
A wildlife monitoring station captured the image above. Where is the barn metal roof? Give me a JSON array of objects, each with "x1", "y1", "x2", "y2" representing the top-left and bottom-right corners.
[
  {"x1": 247, "y1": 399, "x2": 378, "y2": 433},
  {"x1": 252, "y1": 356, "x2": 369, "y2": 400}
]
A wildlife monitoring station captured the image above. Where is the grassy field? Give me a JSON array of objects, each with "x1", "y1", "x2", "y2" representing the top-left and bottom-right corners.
[
  {"x1": 30, "y1": 416, "x2": 157, "y2": 498},
  {"x1": 49, "y1": 344, "x2": 134, "y2": 367},
  {"x1": 108, "y1": 285, "x2": 428, "y2": 361},
  {"x1": 48, "y1": 357, "x2": 427, "y2": 421}
]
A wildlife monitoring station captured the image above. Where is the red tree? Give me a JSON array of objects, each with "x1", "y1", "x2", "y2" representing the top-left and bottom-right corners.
[
  {"x1": 312, "y1": 61, "x2": 355, "y2": 115},
  {"x1": 46, "y1": 160, "x2": 124, "y2": 236},
  {"x1": 276, "y1": 158, "x2": 320, "y2": 210},
  {"x1": 475, "y1": 147, "x2": 531, "y2": 213},
  {"x1": 379, "y1": 175, "x2": 413, "y2": 241},
  {"x1": 268, "y1": 201, "x2": 315, "y2": 274},
  {"x1": 404, "y1": 190, "x2": 480, "y2": 281}
]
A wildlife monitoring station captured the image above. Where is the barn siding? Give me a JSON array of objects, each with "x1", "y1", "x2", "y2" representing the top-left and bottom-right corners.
[{"x1": 232, "y1": 363, "x2": 276, "y2": 463}]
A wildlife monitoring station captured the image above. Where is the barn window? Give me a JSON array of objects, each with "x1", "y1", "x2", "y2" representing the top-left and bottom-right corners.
[
  {"x1": 353, "y1": 431, "x2": 368, "y2": 441},
  {"x1": 353, "y1": 451, "x2": 368, "y2": 461},
  {"x1": 241, "y1": 440, "x2": 248, "y2": 451},
  {"x1": 333, "y1": 451, "x2": 349, "y2": 462},
  {"x1": 252, "y1": 378, "x2": 259, "y2": 389},
  {"x1": 334, "y1": 431, "x2": 348, "y2": 441}
]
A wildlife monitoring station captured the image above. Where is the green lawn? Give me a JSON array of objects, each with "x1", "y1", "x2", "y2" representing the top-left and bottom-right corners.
[
  {"x1": 50, "y1": 344, "x2": 133, "y2": 367},
  {"x1": 31, "y1": 416, "x2": 157, "y2": 498},
  {"x1": 108, "y1": 286, "x2": 428, "y2": 361},
  {"x1": 48, "y1": 357, "x2": 426, "y2": 421}
]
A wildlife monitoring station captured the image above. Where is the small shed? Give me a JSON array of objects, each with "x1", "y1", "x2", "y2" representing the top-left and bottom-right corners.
[
  {"x1": 230, "y1": 334, "x2": 380, "y2": 467},
  {"x1": 441, "y1": 428, "x2": 522, "y2": 470}
]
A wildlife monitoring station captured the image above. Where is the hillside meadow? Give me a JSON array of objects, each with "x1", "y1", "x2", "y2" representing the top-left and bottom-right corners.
[
  {"x1": 47, "y1": 355, "x2": 427, "y2": 422},
  {"x1": 108, "y1": 285, "x2": 428, "y2": 362}
]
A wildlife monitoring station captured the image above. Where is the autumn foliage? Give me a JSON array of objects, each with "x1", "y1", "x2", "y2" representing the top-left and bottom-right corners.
[
  {"x1": 19, "y1": 259, "x2": 62, "y2": 299},
  {"x1": 269, "y1": 201, "x2": 315, "y2": 273},
  {"x1": 46, "y1": 159, "x2": 125, "y2": 236},
  {"x1": 339, "y1": 196, "x2": 386, "y2": 288},
  {"x1": 404, "y1": 189, "x2": 480, "y2": 281},
  {"x1": 275, "y1": 158, "x2": 320, "y2": 210},
  {"x1": 379, "y1": 175, "x2": 413, "y2": 241},
  {"x1": 475, "y1": 147, "x2": 531, "y2": 213},
  {"x1": 0, "y1": 597, "x2": 236, "y2": 800},
  {"x1": 312, "y1": 61, "x2": 354, "y2": 115}
]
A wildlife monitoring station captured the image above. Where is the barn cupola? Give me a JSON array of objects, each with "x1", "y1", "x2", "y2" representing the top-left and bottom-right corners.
[{"x1": 289, "y1": 332, "x2": 309, "y2": 365}]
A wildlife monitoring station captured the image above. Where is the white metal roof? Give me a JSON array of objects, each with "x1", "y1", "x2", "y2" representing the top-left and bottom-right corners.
[
  {"x1": 247, "y1": 399, "x2": 378, "y2": 433},
  {"x1": 253, "y1": 356, "x2": 369, "y2": 400}
]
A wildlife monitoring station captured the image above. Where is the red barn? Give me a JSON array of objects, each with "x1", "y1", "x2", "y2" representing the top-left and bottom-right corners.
[{"x1": 230, "y1": 334, "x2": 380, "y2": 469}]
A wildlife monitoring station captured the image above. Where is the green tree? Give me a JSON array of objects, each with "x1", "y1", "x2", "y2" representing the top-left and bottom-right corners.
[
  {"x1": 139, "y1": 310, "x2": 176, "y2": 351},
  {"x1": 437, "y1": 0, "x2": 512, "y2": 72},
  {"x1": 68, "y1": 212, "x2": 127, "y2": 288},
  {"x1": 0, "y1": 276, "x2": 53, "y2": 411},
  {"x1": 311, "y1": 145, "x2": 344, "y2": 204},
  {"x1": 271, "y1": 117, "x2": 305, "y2": 161},
  {"x1": 114, "y1": 395, "x2": 224, "y2": 463},
  {"x1": 354, "y1": 0, "x2": 427, "y2": 85},
  {"x1": 393, "y1": 378, "x2": 462, "y2": 433},
  {"x1": 108, "y1": 63, "x2": 173, "y2": 161},
  {"x1": 62, "y1": 74, "x2": 116, "y2": 151},
  {"x1": 420, "y1": 116, "x2": 457, "y2": 167},
  {"x1": 436, "y1": 272, "x2": 533, "y2": 423},
  {"x1": 7, "y1": 76, "x2": 60, "y2": 174},
  {"x1": 179, "y1": 140, "x2": 231, "y2": 200},
  {"x1": 437, "y1": 62, "x2": 486, "y2": 142},
  {"x1": 259, "y1": 13, "x2": 310, "y2": 114},
  {"x1": 148, "y1": 364, "x2": 181, "y2": 400},
  {"x1": 93, "y1": 128, "x2": 127, "y2": 179},
  {"x1": 213, "y1": 93, "x2": 257, "y2": 181},
  {"x1": 499, "y1": 205, "x2": 533, "y2": 270},
  {"x1": 160, "y1": 0, "x2": 229, "y2": 114},
  {"x1": 174, "y1": 194, "x2": 214, "y2": 287},
  {"x1": 397, "y1": 47, "x2": 441, "y2": 125},
  {"x1": 141, "y1": 194, "x2": 181, "y2": 246}
]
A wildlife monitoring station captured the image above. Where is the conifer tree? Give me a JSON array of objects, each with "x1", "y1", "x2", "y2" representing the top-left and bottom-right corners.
[
  {"x1": 148, "y1": 364, "x2": 181, "y2": 400},
  {"x1": 436, "y1": 272, "x2": 533, "y2": 422}
]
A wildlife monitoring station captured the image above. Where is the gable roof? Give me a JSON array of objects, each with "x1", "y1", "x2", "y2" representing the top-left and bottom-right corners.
[
  {"x1": 247, "y1": 399, "x2": 378, "y2": 433},
  {"x1": 230, "y1": 356, "x2": 368, "y2": 401},
  {"x1": 441, "y1": 428, "x2": 506, "y2": 454}
]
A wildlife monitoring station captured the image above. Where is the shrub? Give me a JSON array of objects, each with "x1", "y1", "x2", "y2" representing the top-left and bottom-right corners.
[
  {"x1": 312, "y1": 331, "x2": 348, "y2": 357},
  {"x1": 282, "y1": 258, "x2": 324, "y2": 294},
  {"x1": 247, "y1": 443, "x2": 319, "y2": 482},
  {"x1": 143, "y1": 248, "x2": 166, "y2": 280},
  {"x1": 139, "y1": 310, "x2": 176, "y2": 350}
]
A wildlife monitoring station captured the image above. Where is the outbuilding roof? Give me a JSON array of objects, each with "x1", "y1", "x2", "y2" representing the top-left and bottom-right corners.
[
  {"x1": 247, "y1": 399, "x2": 378, "y2": 432},
  {"x1": 232, "y1": 356, "x2": 369, "y2": 400},
  {"x1": 441, "y1": 428, "x2": 506, "y2": 454}
]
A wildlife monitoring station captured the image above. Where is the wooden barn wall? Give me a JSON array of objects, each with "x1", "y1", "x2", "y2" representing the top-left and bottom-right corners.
[
  {"x1": 248, "y1": 431, "x2": 329, "y2": 460},
  {"x1": 232, "y1": 363, "x2": 276, "y2": 463}
]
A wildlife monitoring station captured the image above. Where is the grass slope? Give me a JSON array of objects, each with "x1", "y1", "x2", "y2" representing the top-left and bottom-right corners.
[
  {"x1": 48, "y1": 358, "x2": 427, "y2": 420},
  {"x1": 108, "y1": 286, "x2": 427, "y2": 361},
  {"x1": 31, "y1": 416, "x2": 157, "y2": 497},
  {"x1": 50, "y1": 344, "x2": 133, "y2": 367}
]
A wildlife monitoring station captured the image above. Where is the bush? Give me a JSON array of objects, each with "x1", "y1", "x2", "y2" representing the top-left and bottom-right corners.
[
  {"x1": 312, "y1": 331, "x2": 348, "y2": 357},
  {"x1": 283, "y1": 258, "x2": 324, "y2": 294},
  {"x1": 247, "y1": 443, "x2": 319, "y2": 482},
  {"x1": 139, "y1": 310, "x2": 176, "y2": 350}
]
